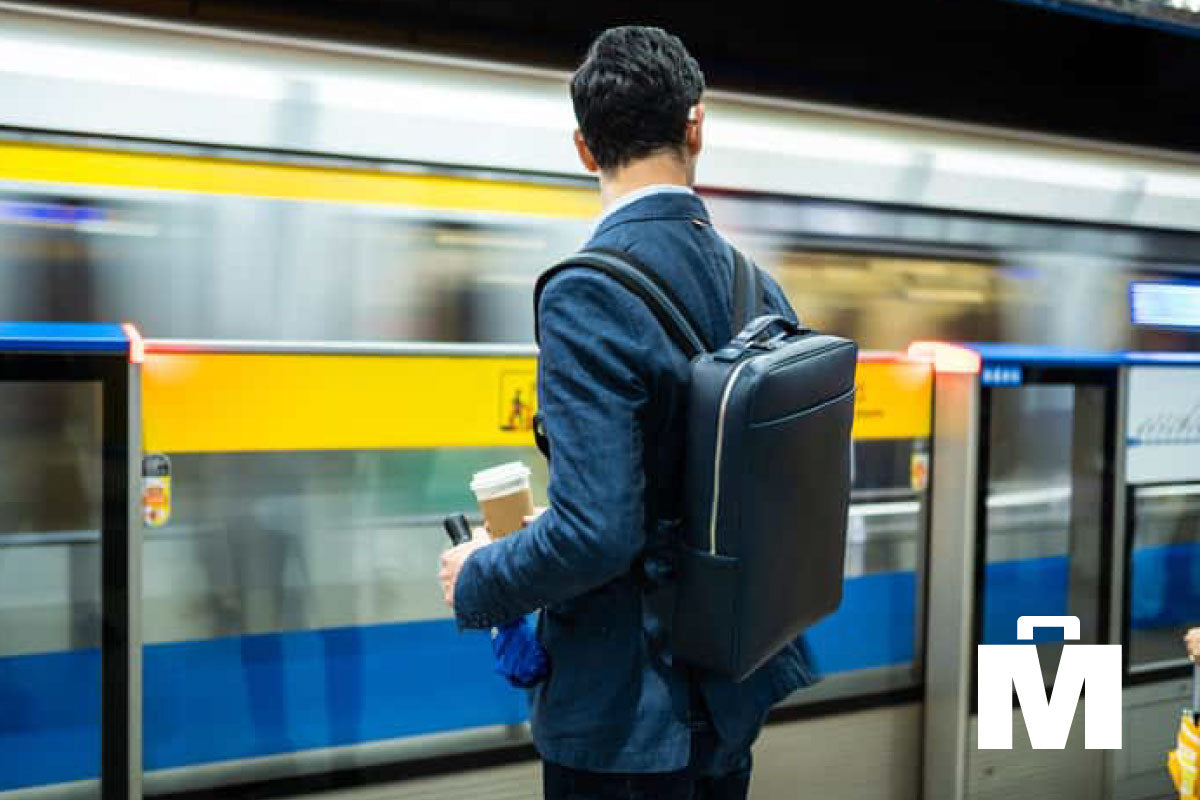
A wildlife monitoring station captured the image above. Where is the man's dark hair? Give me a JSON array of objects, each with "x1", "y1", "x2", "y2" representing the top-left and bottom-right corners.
[{"x1": 570, "y1": 26, "x2": 705, "y2": 172}]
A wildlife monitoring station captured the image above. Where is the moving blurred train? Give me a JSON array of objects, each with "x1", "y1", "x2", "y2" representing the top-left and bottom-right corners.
[
  {"x1": 4, "y1": 8, "x2": 1200, "y2": 352},
  {"x1": 1, "y1": 4, "x2": 1200, "y2": 800}
]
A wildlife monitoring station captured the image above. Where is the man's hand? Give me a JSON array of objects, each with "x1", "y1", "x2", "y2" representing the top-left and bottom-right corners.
[
  {"x1": 439, "y1": 527, "x2": 491, "y2": 609},
  {"x1": 1185, "y1": 628, "x2": 1200, "y2": 662}
]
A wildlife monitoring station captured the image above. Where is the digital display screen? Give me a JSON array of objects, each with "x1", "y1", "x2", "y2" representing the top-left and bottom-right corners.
[{"x1": 1130, "y1": 281, "x2": 1200, "y2": 328}]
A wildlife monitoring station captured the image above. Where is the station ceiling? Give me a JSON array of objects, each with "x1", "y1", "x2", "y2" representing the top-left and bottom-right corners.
[{"x1": 28, "y1": 0, "x2": 1200, "y2": 157}]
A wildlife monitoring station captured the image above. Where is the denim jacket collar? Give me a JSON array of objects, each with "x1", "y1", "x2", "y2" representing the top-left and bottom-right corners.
[{"x1": 591, "y1": 189, "x2": 712, "y2": 241}]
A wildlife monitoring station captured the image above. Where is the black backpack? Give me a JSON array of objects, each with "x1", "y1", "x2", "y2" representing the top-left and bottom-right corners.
[{"x1": 534, "y1": 247, "x2": 857, "y2": 680}]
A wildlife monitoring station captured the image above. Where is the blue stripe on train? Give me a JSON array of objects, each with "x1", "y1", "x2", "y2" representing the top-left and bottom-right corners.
[
  {"x1": 982, "y1": 556, "x2": 1069, "y2": 644},
  {"x1": 805, "y1": 569, "x2": 916, "y2": 674},
  {"x1": 981, "y1": 545, "x2": 1200, "y2": 643},
  {"x1": 0, "y1": 649, "x2": 101, "y2": 790},
  {"x1": 2, "y1": 546, "x2": 1195, "y2": 791},
  {"x1": 0, "y1": 622, "x2": 526, "y2": 791},
  {"x1": 0, "y1": 569, "x2": 913, "y2": 791},
  {"x1": 1129, "y1": 542, "x2": 1200, "y2": 629}
]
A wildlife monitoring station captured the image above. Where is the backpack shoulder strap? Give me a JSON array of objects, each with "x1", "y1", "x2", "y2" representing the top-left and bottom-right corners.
[
  {"x1": 534, "y1": 248, "x2": 709, "y2": 359},
  {"x1": 730, "y1": 246, "x2": 762, "y2": 332}
]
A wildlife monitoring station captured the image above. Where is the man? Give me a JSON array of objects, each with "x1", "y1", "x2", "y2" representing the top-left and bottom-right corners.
[{"x1": 439, "y1": 26, "x2": 816, "y2": 799}]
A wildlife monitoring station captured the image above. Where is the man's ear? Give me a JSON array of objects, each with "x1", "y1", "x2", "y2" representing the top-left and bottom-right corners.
[
  {"x1": 574, "y1": 130, "x2": 599, "y2": 173},
  {"x1": 686, "y1": 102, "x2": 705, "y2": 157}
]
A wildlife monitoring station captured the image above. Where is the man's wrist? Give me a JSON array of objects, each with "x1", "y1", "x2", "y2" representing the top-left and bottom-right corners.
[{"x1": 453, "y1": 546, "x2": 490, "y2": 629}]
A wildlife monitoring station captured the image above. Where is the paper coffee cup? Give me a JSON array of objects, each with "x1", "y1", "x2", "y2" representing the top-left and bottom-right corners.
[{"x1": 470, "y1": 461, "x2": 534, "y2": 539}]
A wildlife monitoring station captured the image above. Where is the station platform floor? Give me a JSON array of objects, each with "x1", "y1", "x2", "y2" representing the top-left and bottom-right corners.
[
  {"x1": 280, "y1": 759, "x2": 539, "y2": 800},
  {"x1": 273, "y1": 704, "x2": 921, "y2": 799}
]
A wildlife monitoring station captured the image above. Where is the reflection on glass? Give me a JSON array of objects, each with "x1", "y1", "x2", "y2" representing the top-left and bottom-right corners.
[
  {"x1": 980, "y1": 382, "x2": 1108, "y2": 695},
  {"x1": 141, "y1": 446, "x2": 543, "y2": 774},
  {"x1": 982, "y1": 383, "x2": 1080, "y2": 694},
  {"x1": 982, "y1": 385, "x2": 1075, "y2": 648},
  {"x1": 804, "y1": 438, "x2": 925, "y2": 680},
  {"x1": 0, "y1": 382, "x2": 101, "y2": 797},
  {"x1": 146, "y1": 447, "x2": 546, "y2": 641},
  {"x1": 1129, "y1": 484, "x2": 1200, "y2": 671}
]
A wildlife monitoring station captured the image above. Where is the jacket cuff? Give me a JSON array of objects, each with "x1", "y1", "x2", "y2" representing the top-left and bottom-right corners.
[{"x1": 453, "y1": 547, "x2": 500, "y2": 630}]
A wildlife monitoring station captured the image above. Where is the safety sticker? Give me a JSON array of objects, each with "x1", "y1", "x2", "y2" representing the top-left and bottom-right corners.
[
  {"x1": 910, "y1": 448, "x2": 930, "y2": 493},
  {"x1": 499, "y1": 371, "x2": 537, "y2": 433},
  {"x1": 142, "y1": 453, "x2": 171, "y2": 528}
]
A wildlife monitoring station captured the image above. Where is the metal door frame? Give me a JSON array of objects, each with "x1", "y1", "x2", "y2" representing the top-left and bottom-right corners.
[
  {"x1": 970, "y1": 363, "x2": 1120, "y2": 707},
  {"x1": 0, "y1": 325, "x2": 141, "y2": 800}
]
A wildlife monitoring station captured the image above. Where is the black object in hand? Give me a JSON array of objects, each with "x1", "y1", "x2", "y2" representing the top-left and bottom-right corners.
[{"x1": 443, "y1": 514, "x2": 473, "y2": 547}]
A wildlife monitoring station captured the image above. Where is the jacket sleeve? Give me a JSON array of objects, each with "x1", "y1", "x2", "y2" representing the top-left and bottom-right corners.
[{"x1": 453, "y1": 269, "x2": 653, "y2": 629}]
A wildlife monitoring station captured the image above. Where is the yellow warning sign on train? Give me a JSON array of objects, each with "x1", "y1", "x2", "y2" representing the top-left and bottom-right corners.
[
  {"x1": 851, "y1": 360, "x2": 932, "y2": 441},
  {"x1": 142, "y1": 352, "x2": 540, "y2": 453},
  {"x1": 498, "y1": 371, "x2": 537, "y2": 433}
]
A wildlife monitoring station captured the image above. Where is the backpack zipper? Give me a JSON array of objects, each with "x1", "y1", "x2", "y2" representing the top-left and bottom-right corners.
[
  {"x1": 707, "y1": 339, "x2": 847, "y2": 555},
  {"x1": 709, "y1": 358, "x2": 753, "y2": 555},
  {"x1": 763, "y1": 340, "x2": 843, "y2": 373}
]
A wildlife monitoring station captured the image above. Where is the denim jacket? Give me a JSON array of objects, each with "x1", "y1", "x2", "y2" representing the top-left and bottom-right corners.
[{"x1": 454, "y1": 190, "x2": 817, "y2": 773}]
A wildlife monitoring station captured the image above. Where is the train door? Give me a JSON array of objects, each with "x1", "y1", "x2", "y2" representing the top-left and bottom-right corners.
[{"x1": 921, "y1": 345, "x2": 1119, "y2": 800}]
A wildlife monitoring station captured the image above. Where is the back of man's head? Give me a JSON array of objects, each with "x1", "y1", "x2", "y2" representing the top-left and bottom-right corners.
[{"x1": 570, "y1": 26, "x2": 706, "y2": 173}]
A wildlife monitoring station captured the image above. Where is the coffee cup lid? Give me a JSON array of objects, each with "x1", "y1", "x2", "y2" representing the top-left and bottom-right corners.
[{"x1": 470, "y1": 461, "x2": 531, "y2": 498}]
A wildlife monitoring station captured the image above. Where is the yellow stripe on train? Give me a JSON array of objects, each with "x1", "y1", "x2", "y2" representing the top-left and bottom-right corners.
[
  {"x1": 141, "y1": 351, "x2": 930, "y2": 453},
  {"x1": 142, "y1": 352, "x2": 540, "y2": 453},
  {"x1": 0, "y1": 141, "x2": 599, "y2": 219}
]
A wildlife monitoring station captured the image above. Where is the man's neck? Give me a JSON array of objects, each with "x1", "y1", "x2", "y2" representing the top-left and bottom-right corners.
[{"x1": 599, "y1": 155, "x2": 693, "y2": 211}]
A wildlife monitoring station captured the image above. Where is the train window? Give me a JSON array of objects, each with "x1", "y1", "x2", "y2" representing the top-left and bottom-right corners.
[
  {"x1": 982, "y1": 385, "x2": 1073, "y2": 645},
  {"x1": 0, "y1": 382, "x2": 102, "y2": 797},
  {"x1": 1127, "y1": 484, "x2": 1200, "y2": 673},
  {"x1": 140, "y1": 446, "x2": 544, "y2": 776},
  {"x1": 0, "y1": 191, "x2": 591, "y2": 345},
  {"x1": 798, "y1": 438, "x2": 927, "y2": 695},
  {"x1": 767, "y1": 251, "x2": 1001, "y2": 351},
  {"x1": 979, "y1": 382, "x2": 1110, "y2": 684},
  {"x1": 1128, "y1": 270, "x2": 1200, "y2": 353},
  {"x1": 788, "y1": 356, "x2": 933, "y2": 705}
]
